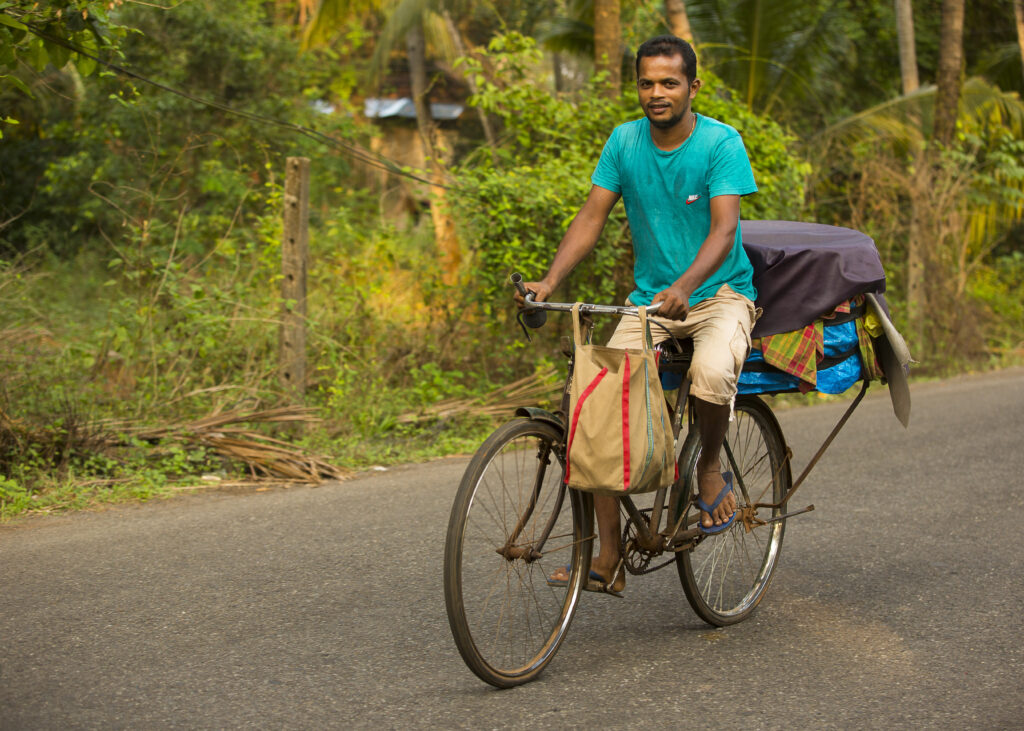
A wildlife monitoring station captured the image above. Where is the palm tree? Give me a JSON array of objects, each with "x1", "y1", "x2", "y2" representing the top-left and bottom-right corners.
[
  {"x1": 895, "y1": 0, "x2": 919, "y2": 95},
  {"x1": 665, "y1": 0, "x2": 693, "y2": 43},
  {"x1": 593, "y1": 0, "x2": 621, "y2": 95},
  {"x1": 933, "y1": 0, "x2": 965, "y2": 147},
  {"x1": 1014, "y1": 0, "x2": 1024, "y2": 83}
]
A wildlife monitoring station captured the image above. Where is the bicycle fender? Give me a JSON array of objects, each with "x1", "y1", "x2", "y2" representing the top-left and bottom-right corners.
[{"x1": 514, "y1": 407, "x2": 564, "y2": 432}]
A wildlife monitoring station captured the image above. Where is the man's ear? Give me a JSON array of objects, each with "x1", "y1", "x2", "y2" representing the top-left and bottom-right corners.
[{"x1": 690, "y1": 79, "x2": 702, "y2": 99}]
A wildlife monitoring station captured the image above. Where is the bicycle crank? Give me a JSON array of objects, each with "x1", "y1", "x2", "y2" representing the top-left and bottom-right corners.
[{"x1": 738, "y1": 504, "x2": 815, "y2": 532}]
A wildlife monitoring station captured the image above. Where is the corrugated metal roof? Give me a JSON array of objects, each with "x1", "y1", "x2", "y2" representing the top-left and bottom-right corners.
[{"x1": 364, "y1": 98, "x2": 464, "y2": 120}]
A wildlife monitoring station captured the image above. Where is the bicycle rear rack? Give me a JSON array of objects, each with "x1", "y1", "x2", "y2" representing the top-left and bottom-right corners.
[{"x1": 754, "y1": 379, "x2": 870, "y2": 512}]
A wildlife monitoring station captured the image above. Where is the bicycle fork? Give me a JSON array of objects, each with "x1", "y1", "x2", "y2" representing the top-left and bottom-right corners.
[{"x1": 496, "y1": 440, "x2": 564, "y2": 563}]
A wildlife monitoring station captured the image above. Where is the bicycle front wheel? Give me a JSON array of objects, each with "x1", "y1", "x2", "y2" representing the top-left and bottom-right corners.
[
  {"x1": 674, "y1": 395, "x2": 790, "y2": 626},
  {"x1": 444, "y1": 418, "x2": 593, "y2": 688}
]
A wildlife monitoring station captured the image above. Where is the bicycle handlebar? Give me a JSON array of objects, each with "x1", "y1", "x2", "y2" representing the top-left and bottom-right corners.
[{"x1": 511, "y1": 272, "x2": 663, "y2": 329}]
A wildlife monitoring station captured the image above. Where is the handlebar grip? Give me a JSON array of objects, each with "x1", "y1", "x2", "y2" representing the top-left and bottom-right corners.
[{"x1": 509, "y1": 272, "x2": 547, "y2": 328}]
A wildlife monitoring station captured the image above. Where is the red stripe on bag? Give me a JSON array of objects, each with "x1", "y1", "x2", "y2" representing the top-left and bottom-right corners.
[
  {"x1": 622, "y1": 352, "x2": 630, "y2": 491},
  {"x1": 564, "y1": 367, "x2": 609, "y2": 485}
]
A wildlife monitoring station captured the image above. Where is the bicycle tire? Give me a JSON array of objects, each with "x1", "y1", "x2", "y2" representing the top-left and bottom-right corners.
[
  {"x1": 673, "y1": 395, "x2": 790, "y2": 626},
  {"x1": 444, "y1": 418, "x2": 593, "y2": 687}
]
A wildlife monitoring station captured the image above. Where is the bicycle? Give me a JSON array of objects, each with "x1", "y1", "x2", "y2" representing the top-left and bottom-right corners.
[{"x1": 443, "y1": 274, "x2": 801, "y2": 688}]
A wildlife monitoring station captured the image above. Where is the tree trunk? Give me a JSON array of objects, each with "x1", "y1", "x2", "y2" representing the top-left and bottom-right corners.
[
  {"x1": 406, "y1": 23, "x2": 436, "y2": 163},
  {"x1": 906, "y1": 154, "x2": 927, "y2": 355},
  {"x1": 895, "y1": 0, "x2": 919, "y2": 95},
  {"x1": 932, "y1": 0, "x2": 965, "y2": 147},
  {"x1": 406, "y1": 22, "x2": 460, "y2": 283},
  {"x1": 665, "y1": 0, "x2": 693, "y2": 42},
  {"x1": 746, "y1": 0, "x2": 763, "y2": 109},
  {"x1": 1014, "y1": 0, "x2": 1024, "y2": 84},
  {"x1": 594, "y1": 0, "x2": 621, "y2": 96},
  {"x1": 897, "y1": 0, "x2": 922, "y2": 349},
  {"x1": 443, "y1": 10, "x2": 496, "y2": 151}
]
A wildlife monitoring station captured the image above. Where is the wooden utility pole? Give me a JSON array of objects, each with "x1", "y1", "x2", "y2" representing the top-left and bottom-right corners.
[{"x1": 281, "y1": 157, "x2": 310, "y2": 402}]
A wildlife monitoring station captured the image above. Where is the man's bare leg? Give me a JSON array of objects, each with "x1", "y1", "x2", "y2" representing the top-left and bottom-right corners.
[
  {"x1": 548, "y1": 494, "x2": 625, "y2": 591},
  {"x1": 590, "y1": 495, "x2": 624, "y2": 588},
  {"x1": 694, "y1": 398, "x2": 737, "y2": 529}
]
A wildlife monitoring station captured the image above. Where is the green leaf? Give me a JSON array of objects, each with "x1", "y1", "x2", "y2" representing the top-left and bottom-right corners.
[
  {"x1": 75, "y1": 53, "x2": 96, "y2": 76},
  {"x1": 74, "y1": 30, "x2": 97, "y2": 75},
  {"x1": 43, "y1": 36, "x2": 70, "y2": 69},
  {"x1": 0, "y1": 13, "x2": 27, "y2": 31},
  {"x1": 27, "y1": 37, "x2": 48, "y2": 71},
  {"x1": 64, "y1": 12, "x2": 85, "y2": 32},
  {"x1": 1, "y1": 73, "x2": 32, "y2": 96},
  {"x1": 0, "y1": 39, "x2": 15, "y2": 67}
]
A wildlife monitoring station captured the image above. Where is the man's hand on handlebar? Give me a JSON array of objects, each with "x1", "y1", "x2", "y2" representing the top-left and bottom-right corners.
[
  {"x1": 651, "y1": 284, "x2": 691, "y2": 321},
  {"x1": 513, "y1": 280, "x2": 553, "y2": 307}
]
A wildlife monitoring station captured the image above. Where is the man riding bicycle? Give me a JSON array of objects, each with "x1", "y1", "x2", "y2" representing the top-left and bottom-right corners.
[{"x1": 515, "y1": 35, "x2": 759, "y2": 595}]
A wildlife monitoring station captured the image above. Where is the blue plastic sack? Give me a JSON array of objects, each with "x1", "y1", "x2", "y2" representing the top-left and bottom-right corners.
[{"x1": 738, "y1": 319, "x2": 863, "y2": 395}]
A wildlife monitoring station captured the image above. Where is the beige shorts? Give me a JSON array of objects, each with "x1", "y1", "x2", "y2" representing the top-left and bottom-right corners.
[{"x1": 606, "y1": 285, "x2": 757, "y2": 406}]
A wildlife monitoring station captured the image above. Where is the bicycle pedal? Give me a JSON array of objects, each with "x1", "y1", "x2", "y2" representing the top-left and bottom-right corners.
[{"x1": 761, "y1": 504, "x2": 815, "y2": 525}]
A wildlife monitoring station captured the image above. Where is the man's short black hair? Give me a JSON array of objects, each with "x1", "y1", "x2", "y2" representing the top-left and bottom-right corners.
[{"x1": 635, "y1": 35, "x2": 697, "y2": 85}]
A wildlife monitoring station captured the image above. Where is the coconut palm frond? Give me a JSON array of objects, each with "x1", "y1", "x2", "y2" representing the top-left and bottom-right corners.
[
  {"x1": 302, "y1": 0, "x2": 381, "y2": 50},
  {"x1": 758, "y1": 2, "x2": 850, "y2": 114},
  {"x1": 961, "y1": 77, "x2": 1024, "y2": 137},
  {"x1": 974, "y1": 42, "x2": 1024, "y2": 94},
  {"x1": 367, "y1": 0, "x2": 453, "y2": 81},
  {"x1": 423, "y1": 10, "x2": 458, "y2": 66},
  {"x1": 537, "y1": 15, "x2": 594, "y2": 56},
  {"x1": 685, "y1": 0, "x2": 849, "y2": 116},
  {"x1": 815, "y1": 85, "x2": 935, "y2": 146}
]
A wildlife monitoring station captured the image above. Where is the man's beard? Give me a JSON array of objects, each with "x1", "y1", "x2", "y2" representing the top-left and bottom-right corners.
[{"x1": 646, "y1": 106, "x2": 686, "y2": 130}]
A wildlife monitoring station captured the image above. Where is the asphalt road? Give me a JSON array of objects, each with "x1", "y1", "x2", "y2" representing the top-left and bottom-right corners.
[{"x1": 2, "y1": 368, "x2": 1023, "y2": 729}]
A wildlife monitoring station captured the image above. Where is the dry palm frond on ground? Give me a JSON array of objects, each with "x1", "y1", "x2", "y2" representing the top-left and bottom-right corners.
[
  {"x1": 397, "y1": 369, "x2": 562, "y2": 424},
  {"x1": 125, "y1": 407, "x2": 347, "y2": 483}
]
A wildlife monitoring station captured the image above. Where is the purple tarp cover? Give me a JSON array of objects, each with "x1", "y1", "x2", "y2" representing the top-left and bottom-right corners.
[{"x1": 742, "y1": 220, "x2": 887, "y2": 338}]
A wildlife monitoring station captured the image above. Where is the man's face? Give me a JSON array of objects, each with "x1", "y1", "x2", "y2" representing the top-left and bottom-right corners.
[{"x1": 637, "y1": 54, "x2": 699, "y2": 130}]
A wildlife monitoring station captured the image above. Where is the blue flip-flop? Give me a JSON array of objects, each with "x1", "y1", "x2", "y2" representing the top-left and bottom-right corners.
[
  {"x1": 547, "y1": 565, "x2": 625, "y2": 596},
  {"x1": 546, "y1": 564, "x2": 607, "y2": 588},
  {"x1": 696, "y1": 471, "x2": 737, "y2": 535}
]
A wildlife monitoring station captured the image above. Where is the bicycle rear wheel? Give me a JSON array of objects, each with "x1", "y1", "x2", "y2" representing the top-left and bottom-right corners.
[
  {"x1": 674, "y1": 395, "x2": 790, "y2": 626},
  {"x1": 444, "y1": 418, "x2": 593, "y2": 687}
]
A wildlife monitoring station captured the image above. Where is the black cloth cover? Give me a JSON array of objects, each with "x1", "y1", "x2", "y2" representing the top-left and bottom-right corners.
[{"x1": 742, "y1": 220, "x2": 887, "y2": 338}]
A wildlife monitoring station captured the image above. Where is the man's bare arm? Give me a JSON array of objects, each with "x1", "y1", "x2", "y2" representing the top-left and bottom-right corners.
[
  {"x1": 651, "y1": 194, "x2": 741, "y2": 320},
  {"x1": 514, "y1": 185, "x2": 621, "y2": 304}
]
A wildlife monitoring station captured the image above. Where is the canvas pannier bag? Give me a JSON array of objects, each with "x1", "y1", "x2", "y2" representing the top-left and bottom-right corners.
[{"x1": 564, "y1": 303, "x2": 676, "y2": 495}]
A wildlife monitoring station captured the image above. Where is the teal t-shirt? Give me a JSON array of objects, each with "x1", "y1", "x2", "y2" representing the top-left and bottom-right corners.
[{"x1": 591, "y1": 114, "x2": 758, "y2": 306}]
